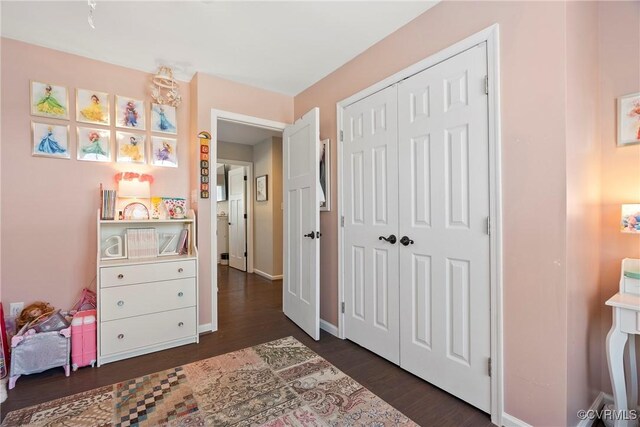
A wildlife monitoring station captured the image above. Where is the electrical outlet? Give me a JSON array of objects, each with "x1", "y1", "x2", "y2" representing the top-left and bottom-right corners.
[{"x1": 9, "y1": 302, "x2": 24, "y2": 318}]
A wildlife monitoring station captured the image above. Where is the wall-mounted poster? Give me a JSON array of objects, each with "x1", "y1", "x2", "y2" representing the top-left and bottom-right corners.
[
  {"x1": 77, "y1": 127, "x2": 111, "y2": 162},
  {"x1": 31, "y1": 122, "x2": 70, "y2": 159},
  {"x1": 116, "y1": 132, "x2": 146, "y2": 164},
  {"x1": 115, "y1": 95, "x2": 146, "y2": 130},
  {"x1": 76, "y1": 88, "x2": 110, "y2": 125},
  {"x1": 151, "y1": 136, "x2": 178, "y2": 167},
  {"x1": 618, "y1": 92, "x2": 640, "y2": 146},
  {"x1": 151, "y1": 103, "x2": 177, "y2": 134},
  {"x1": 256, "y1": 175, "x2": 268, "y2": 202},
  {"x1": 30, "y1": 81, "x2": 69, "y2": 120}
]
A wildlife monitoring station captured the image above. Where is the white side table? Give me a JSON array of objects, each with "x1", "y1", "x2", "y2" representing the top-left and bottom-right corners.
[{"x1": 606, "y1": 292, "x2": 639, "y2": 427}]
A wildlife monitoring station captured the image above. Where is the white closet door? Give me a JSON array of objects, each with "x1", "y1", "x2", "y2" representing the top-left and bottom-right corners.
[
  {"x1": 228, "y1": 167, "x2": 246, "y2": 271},
  {"x1": 343, "y1": 85, "x2": 400, "y2": 363},
  {"x1": 398, "y1": 43, "x2": 491, "y2": 411}
]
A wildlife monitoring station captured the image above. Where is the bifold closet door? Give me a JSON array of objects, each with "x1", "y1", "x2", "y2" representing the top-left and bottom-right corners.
[
  {"x1": 343, "y1": 85, "x2": 400, "y2": 364},
  {"x1": 398, "y1": 43, "x2": 491, "y2": 412}
]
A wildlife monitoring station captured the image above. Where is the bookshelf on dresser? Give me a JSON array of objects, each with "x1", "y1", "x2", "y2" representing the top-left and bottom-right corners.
[{"x1": 96, "y1": 210, "x2": 199, "y2": 366}]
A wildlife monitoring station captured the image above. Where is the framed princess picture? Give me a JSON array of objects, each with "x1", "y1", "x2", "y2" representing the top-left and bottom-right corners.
[
  {"x1": 151, "y1": 136, "x2": 178, "y2": 167},
  {"x1": 77, "y1": 127, "x2": 111, "y2": 162},
  {"x1": 151, "y1": 103, "x2": 177, "y2": 134},
  {"x1": 115, "y1": 95, "x2": 145, "y2": 130},
  {"x1": 76, "y1": 88, "x2": 110, "y2": 125},
  {"x1": 116, "y1": 131, "x2": 146, "y2": 164},
  {"x1": 30, "y1": 81, "x2": 69, "y2": 120},
  {"x1": 618, "y1": 92, "x2": 640, "y2": 146},
  {"x1": 31, "y1": 122, "x2": 70, "y2": 159}
]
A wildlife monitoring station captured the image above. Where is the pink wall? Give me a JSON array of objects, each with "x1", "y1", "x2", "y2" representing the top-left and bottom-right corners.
[
  {"x1": 598, "y1": 1, "x2": 640, "y2": 395},
  {"x1": 0, "y1": 38, "x2": 191, "y2": 314},
  {"x1": 565, "y1": 2, "x2": 602, "y2": 424},
  {"x1": 189, "y1": 72, "x2": 293, "y2": 325},
  {"x1": 295, "y1": 2, "x2": 570, "y2": 424}
]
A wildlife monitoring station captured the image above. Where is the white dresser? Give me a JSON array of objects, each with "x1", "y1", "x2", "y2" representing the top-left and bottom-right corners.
[{"x1": 96, "y1": 211, "x2": 199, "y2": 366}]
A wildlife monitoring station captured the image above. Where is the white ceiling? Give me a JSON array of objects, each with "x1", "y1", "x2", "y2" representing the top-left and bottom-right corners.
[
  {"x1": 0, "y1": 1, "x2": 438, "y2": 96},
  {"x1": 218, "y1": 120, "x2": 282, "y2": 145}
]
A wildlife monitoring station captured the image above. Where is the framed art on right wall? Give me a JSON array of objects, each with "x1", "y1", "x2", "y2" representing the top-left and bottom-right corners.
[{"x1": 618, "y1": 92, "x2": 640, "y2": 146}]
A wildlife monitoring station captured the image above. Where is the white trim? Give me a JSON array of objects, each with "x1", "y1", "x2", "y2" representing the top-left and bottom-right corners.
[
  {"x1": 210, "y1": 109, "x2": 288, "y2": 334},
  {"x1": 198, "y1": 323, "x2": 213, "y2": 334},
  {"x1": 501, "y1": 413, "x2": 533, "y2": 427},
  {"x1": 320, "y1": 319, "x2": 339, "y2": 337},
  {"x1": 253, "y1": 268, "x2": 283, "y2": 281},
  {"x1": 576, "y1": 392, "x2": 607, "y2": 427},
  {"x1": 336, "y1": 24, "x2": 503, "y2": 424}
]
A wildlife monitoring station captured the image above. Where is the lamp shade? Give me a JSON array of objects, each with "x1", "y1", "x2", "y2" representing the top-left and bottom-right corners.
[
  {"x1": 118, "y1": 179, "x2": 150, "y2": 199},
  {"x1": 621, "y1": 204, "x2": 640, "y2": 233}
]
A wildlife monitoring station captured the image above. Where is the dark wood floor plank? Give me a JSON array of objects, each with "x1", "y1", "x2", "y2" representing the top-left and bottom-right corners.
[{"x1": 1, "y1": 266, "x2": 493, "y2": 426}]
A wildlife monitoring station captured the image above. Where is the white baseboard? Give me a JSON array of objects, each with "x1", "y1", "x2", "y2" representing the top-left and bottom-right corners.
[
  {"x1": 253, "y1": 269, "x2": 283, "y2": 281},
  {"x1": 320, "y1": 319, "x2": 339, "y2": 337},
  {"x1": 501, "y1": 412, "x2": 532, "y2": 427},
  {"x1": 198, "y1": 323, "x2": 213, "y2": 334},
  {"x1": 576, "y1": 392, "x2": 607, "y2": 427}
]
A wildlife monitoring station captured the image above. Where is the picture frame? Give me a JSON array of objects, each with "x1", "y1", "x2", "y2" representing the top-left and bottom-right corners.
[
  {"x1": 30, "y1": 81, "x2": 69, "y2": 120},
  {"x1": 77, "y1": 126, "x2": 111, "y2": 162},
  {"x1": 256, "y1": 175, "x2": 268, "y2": 202},
  {"x1": 31, "y1": 121, "x2": 70, "y2": 159},
  {"x1": 115, "y1": 95, "x2": 146, "y2": 130},
  {"x1": 618, "y1": 92, "x2": 640, "y2": 146},
  {"x1": 151, "y1": 103, "x2": 178, "y2": 134},
  {"x1": 150, "y1": 136, "x2": 178, "y2": 167},
  {"x1": 319, "y1": 138, "x2": 331, "y2": 211},
  {"x1": 116, "y1": 131, "x2": 146, "y2": 164},
  {"x1": 76, "y1": 88, "x2": 110, "y2": 125}
]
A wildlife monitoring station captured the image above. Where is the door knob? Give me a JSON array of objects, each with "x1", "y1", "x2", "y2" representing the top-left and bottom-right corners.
[
  {"x1": 379, "y1": 234, "x2": 397, "y2": 244},
  {"x1": 400, "y1": 236, "x2": 414, "y2": 246},
  {"x1": 303, "y1": 232, "x2": 315, "y2": 239}
]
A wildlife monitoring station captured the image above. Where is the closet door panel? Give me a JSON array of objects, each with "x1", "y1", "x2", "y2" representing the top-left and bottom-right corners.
[{"x1": 343, "y1": 85, "x2": 399, "y2": 364}]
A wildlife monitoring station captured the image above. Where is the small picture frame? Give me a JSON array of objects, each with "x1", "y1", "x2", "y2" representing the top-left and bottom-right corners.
[
  {"x1": 115, "y1": 95, "x2": 146, "y2": 130},
  {"x1": 116, "y1": 131, "x2": 146, "y2": 164},
  {"x1": 319, "y1": 138, "x2": 331, "y2": 211},
  {"x1": 151, "y1": 103, "x2": 177, "y2": 134},
  {"x1": 618, "y1": 92, "x2": 640, "y2": 146},
  {"x1": 256, "y1": 175, "x2": 268, "y2": 202},
  {"x1": 31, "y1": 121, "x2": 70, "y2": 159},
  {"x1": 77, "y1": 127, "x2": 111, "y2": 162},
  {"x1": 30, "y1": 81, "x2": 69, "y2": 120},
  {"x1": 151, "y1": 136, "x2": 178, "y2": 167},
  {"x1": 76, "y1": 88, "x2": 110, "y2": 125}
]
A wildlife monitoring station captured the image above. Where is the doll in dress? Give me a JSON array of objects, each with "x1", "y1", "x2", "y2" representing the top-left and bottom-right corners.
[
  {"x1": 37, "y1": 126, "x2": 66, "y2": 154},
  {"x1": 81, "y1": 94, "x2": 106, "y2": 123},
  {"x1": 123, "y1": 101, "x2": 139, "y2": 127},
  {"x1": 156, "y1": 106, "x2": 176, "y2": 132},
  {"x1": 119, "y1": 136, "x2": 143, "y2": 162},
  {"x1": 81, "y1": 131, "x2": 107, "y2": 159},
  {"x1": 156, "y1": 141, "x2": 173, "y2": 163},
  {"x1": 36, "y1": 85, "x2": 66, "y2": 116}
]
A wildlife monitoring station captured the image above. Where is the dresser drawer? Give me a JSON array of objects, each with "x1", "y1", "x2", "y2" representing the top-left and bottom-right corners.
[
  {"x1": 100, "y1": 278, "x2": 196, "y2": 321},
  {"x1": 100, "y1": 307, "x2": 196, "y2": 356},
  {"x1": 620, "y1": 309, "x2": 640, "y2": 334},
  {"x1": 100, "y1": 260, "x2": 196, "y2": 288}
]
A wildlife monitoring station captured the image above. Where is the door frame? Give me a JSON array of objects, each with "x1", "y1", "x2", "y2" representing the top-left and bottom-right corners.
[
  {"x1": 336, "y1": 24, "x2": 504, "y2": 425},
  {"x1": 210, "y1": 109, "x2": 288, "y2": 331},
  {"x1": 219, "y1": 159, "x2": 252, "y2": 272}
]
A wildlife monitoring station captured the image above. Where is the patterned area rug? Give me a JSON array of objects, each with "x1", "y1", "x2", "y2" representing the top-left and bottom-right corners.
[{"x1": 2, "y1": 337, "x2": 416, "y2": 426}]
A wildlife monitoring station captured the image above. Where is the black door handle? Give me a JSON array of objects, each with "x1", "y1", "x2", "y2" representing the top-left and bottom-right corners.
[
  {"x1": 400, "y1": 236, "x2": 414, "y2": 246},
  {"x1": 379, "y1": 234, "x2": 397, "y2": 244},
  {"x1": 303, "y1": 232, "x2": 315, "y2": 239}
]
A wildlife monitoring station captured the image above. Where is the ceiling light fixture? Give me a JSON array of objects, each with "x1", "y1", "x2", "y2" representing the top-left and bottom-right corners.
[
  {"x1": 88, "y1": 0, "x2": 97, "y2": 29},
  {"x1": 150, "y1": 66, "x2": 182, "y2": 107}
]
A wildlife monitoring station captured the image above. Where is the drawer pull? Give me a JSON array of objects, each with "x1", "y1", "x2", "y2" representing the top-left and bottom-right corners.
[
  {"x1": 117, "y1": 300, "x2": 124, "y2": 307},
  {"x1": 178, "y1": 268, "x2": 184, "y2": 273},
  {"x1": 178, "y1": 322, "x2": 184, "y2": 327},
  {"x1": 118, "y1": 334, "x2": 124, "y2": 339},
  {"x1": 178, "y1": 292, "x2": 184, "y2": 297},
  {"x1": 117, "y1": 274, "x2": 124, "y2": 279}
]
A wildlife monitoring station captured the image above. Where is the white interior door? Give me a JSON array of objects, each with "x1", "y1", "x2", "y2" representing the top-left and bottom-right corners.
[
  {"x1": 343, "y1": 85, "x2": 400, "y2": 363},
  {"x1": 398, "y1": 43, "x2": 491, "y2": 411},
  {"x1": 283, "y1": 108, "x2": 320, "y2": 340},
  {"x1": 228, "y1": 167, "x2": 246, "y2": 271}
]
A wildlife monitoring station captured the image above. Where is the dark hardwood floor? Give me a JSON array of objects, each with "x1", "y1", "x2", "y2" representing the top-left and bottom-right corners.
[{"x1": 1, "y1": 266, "x2": 493, "y2": 426}]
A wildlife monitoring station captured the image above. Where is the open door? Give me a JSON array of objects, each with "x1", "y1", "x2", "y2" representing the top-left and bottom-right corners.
[
  {"x1": 228, "y1": 166, "x2": 247, "y2": 271},
  {"x1": 283, "y1": 108, "x2": 321, "y2": 340}
]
